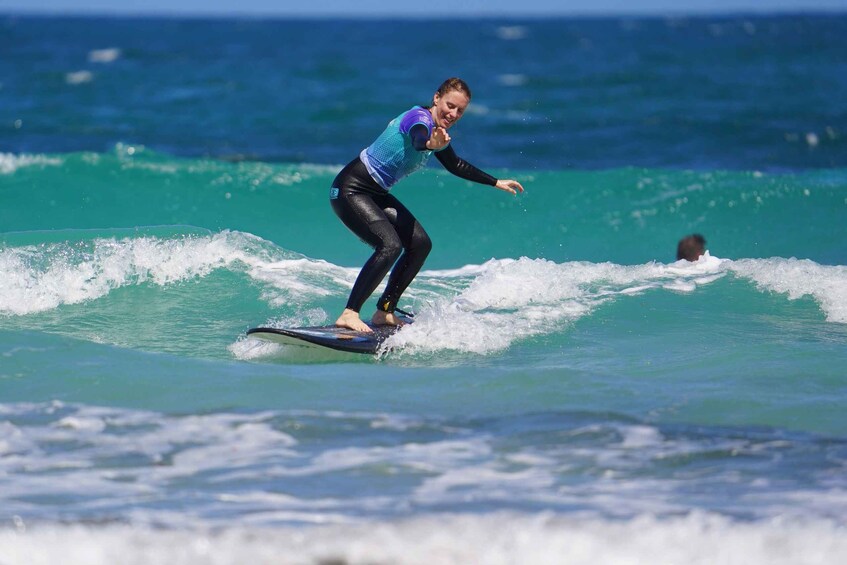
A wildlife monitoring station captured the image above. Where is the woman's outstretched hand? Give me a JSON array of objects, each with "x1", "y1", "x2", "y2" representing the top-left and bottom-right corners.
[
  {"x1": 426, "y1": 127, "x2": 451, "y2": 150},
  {"x1": 495, "y1": 179, "x2": 524, "y2": 195}
]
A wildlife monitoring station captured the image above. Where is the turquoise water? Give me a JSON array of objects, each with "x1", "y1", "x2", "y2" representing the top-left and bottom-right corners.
[{"x1": 2, "y1": 13, "x2": 847, "y2": 564}]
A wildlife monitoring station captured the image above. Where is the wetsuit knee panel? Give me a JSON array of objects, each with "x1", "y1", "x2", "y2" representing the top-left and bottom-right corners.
[
  {"x1": 369, "y1": 221, "x2": 404, "y2": 260},
  {"x1": 412, "y1": 229, "x2": 433, "y2": 256}
]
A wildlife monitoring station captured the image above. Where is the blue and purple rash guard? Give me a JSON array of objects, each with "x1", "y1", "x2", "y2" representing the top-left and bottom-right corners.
[{"x1": 359, "y1": 106, "x2": 441, "y2": 191}]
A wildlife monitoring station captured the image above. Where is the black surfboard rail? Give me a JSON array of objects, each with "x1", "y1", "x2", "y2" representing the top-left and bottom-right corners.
[{"x1": 247, "y1": 323, "x2": 404, "y2": 354}]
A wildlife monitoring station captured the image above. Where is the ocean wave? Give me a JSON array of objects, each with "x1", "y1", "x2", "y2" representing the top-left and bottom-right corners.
[
  {"x1": 731, "y1": 258, "x2": 847, "y2": 323},
  {"x1": 0, "y1": 230, "x2": 269, "y2": 316},
  {"x1": 241, "y1": 252, "x2": 738, "y2": 358},
  {"x1": 1, "y1": 511, "x2": 845, "y2": 565},
  {"x1": 2, "y1": 401, "x2": 845, "y2": 532},
  {"x1": 387, "y1": 252, "x2": 844, "y2": 356},
  {"x1": 3, "y1": 229, "x2": 844, "y2": 357}
]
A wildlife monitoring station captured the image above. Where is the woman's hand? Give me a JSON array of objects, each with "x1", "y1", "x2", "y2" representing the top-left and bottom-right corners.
[
  {"x1": 426, "y1": 126, "x2": 451, "y2": 150},
  {"x1": 495, "y1": 179, "x2": 524, "y2": 195}
]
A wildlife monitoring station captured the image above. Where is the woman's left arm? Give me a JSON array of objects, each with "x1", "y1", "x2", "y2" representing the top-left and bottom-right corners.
[{"x1": 435, "y1": 145, "x2": 524, "y2": 195}]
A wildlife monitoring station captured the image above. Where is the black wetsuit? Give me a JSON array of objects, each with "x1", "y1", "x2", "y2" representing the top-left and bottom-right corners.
[{"x1": 331, "y1": 134, "x2": 497, "y2": 314}]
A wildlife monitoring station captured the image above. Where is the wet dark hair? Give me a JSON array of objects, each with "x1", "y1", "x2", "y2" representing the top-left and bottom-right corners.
[
  {"x1": 677, "y1": 233, "x2": 707, "y2": 261},
  {"x1": 435, "y1": 77, "x2": 471, "y2": 100}
]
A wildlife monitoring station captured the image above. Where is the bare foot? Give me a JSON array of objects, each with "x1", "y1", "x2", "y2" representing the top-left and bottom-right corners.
[
  {"x1": 335, "y1": 309, "x2": 373, "y2": 333},
  {"x1": 371, "y1": 310, "x2": 405, "y2": 327}
]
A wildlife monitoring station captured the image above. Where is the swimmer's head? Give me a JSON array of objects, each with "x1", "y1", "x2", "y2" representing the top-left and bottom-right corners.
[{"x1": 677, "y1": 233, "x2": 707, "y2": 261}]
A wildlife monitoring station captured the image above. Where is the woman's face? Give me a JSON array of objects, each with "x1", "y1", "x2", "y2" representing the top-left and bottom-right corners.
[{"x1": 431, "y1": 89, "x2": 470, "y2": 129}]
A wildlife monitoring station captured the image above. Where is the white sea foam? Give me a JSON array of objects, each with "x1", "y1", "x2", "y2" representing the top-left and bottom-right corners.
[
  {"x1": 497, "y1": 73, "x2": 528, "y2": 86},
  {"x1": 385, "y1": 252, "x2": 847, "y2": 356},
  {"x1": 65, "y1": 70, "x2": 94, "y2": 85},
  {"x1": 0, "y1": 231, "x2": 328, "y2": 316},
  {"x1": 1, "y1": 512, "x2": 845, "y2": 565},
  {"x1": 88, "y1": 47, "x2": 121, "y2": 63},
  {"x1": 386, "y1": 254, "x2": 728, "y2": 355},
  {"x1": 0, "y1": 152, "x2": 62, "y2": 175},
  {"x1": 0, "y1": 403, "x2": 298, "y2": 507},
  {"x1": 247, "y1": 257, "x2": 354, "y2": 307},
  {"x1": 730, "y1": 257, "x2": 847, "y2": 323},
  {"x1": 0, "y1": 232, "x2": 243, "y2": 315},
  {"x1": 619, "y1": 424, "x2": 664, "y2": 449},
  {"x1": 495, "y1": 25, "x2": 528, "y2": 40},
  {"x1": 229, "y1": 334, "x2": 288, "y2": 360}
]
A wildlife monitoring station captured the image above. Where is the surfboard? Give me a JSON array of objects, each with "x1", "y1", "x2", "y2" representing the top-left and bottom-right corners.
[{"x1": 247, "y1": 322, "x2": 407, "y2": 354}]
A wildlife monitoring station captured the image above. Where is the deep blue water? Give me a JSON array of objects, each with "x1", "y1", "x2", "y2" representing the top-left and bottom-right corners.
[{"x1": 2, "y1": 14, "x2": 845, "y2": 170}]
